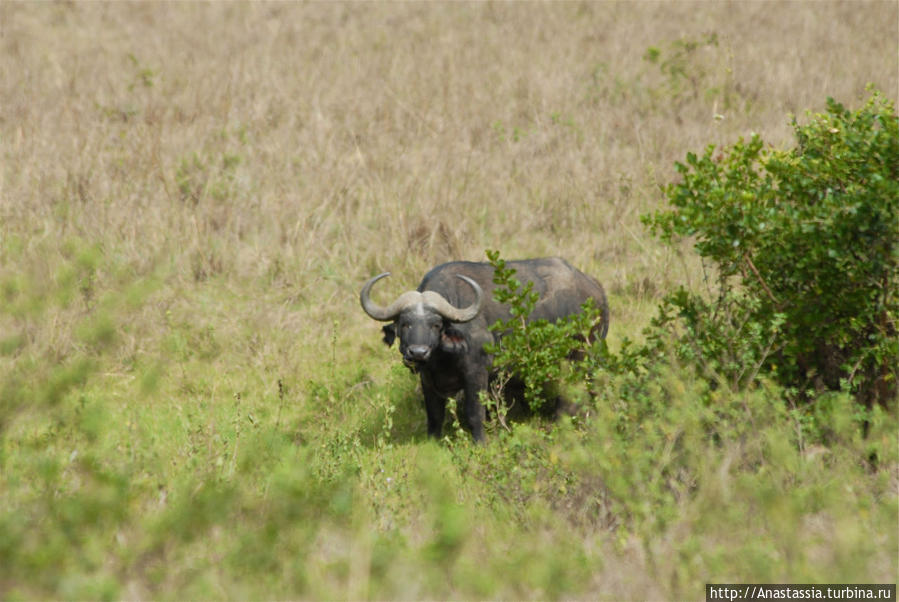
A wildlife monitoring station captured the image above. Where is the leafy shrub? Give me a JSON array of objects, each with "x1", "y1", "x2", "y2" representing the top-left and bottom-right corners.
[
  {"x1": 645, "y1": 89, "x2": 898, "y2": 410},
  {"x1": 483, "y1": 249, "x2": 605, "y2": 413}
]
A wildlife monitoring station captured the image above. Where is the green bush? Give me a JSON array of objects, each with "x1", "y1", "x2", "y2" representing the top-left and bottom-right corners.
[
  {"x1": 645, "y1": 89, "x2": 898, "y2": 410},
  {"x1": 484, "y1": 249, "x2": 605, "y2": 413}
]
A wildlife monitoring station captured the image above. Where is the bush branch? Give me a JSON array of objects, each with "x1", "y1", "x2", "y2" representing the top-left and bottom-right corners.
[{"x1": 743, "y1": 253, "x2": 779, "y2": 306}]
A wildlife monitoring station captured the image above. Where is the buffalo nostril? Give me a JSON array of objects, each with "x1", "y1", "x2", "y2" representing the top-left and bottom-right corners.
[{"x1": 406, "y1": 345, "x2": 431, "y2": 361}]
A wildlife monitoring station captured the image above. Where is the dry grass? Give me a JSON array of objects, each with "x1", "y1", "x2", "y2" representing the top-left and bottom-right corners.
[
  {"x1": 1, "y1": 2, "x2": 896, "y2": 598},
  {"x1": 4, "y1": 2, "x2": 895, "y2": 310}
]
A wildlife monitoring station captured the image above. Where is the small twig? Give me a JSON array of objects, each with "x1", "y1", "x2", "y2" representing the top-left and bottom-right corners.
[
  {"x1": 743, "y1": 337, "x2": 783, "y2": 391},
  {"x1": 845, "y1": 355, "x2": 866, "y2": 384},
  {"x1": 275, "y1": 378, "x2": 285, "y2": 431},
  {"x1": 743, "y1": 253, "x2": 779, "y2": 306}
]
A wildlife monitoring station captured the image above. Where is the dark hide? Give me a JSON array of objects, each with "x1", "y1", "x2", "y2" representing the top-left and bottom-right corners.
[{"x1": 374, "y1": 258, "x2": 609, "y2": 442}]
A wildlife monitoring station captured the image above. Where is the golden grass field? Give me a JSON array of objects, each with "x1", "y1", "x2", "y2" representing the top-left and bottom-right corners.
[
  {"x1": 5, "y1": 2, "x2": 896, "y2": 326},
  {"x1": 1, "y1": 2, "x2": 897, "y2": 599}
]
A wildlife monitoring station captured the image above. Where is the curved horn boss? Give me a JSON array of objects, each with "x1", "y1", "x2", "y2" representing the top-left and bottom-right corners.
[{"x1": 359, "y1": 273, "x2": 482, "y2": 323}]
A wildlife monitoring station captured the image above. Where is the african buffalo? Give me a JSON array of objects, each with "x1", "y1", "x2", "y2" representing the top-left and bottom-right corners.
[{"x1": 360, "y1": 258, "x2": 609, "y2": 442}]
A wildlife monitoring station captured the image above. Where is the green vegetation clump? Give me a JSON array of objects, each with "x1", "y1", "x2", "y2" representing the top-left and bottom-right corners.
[
  {"x1": 645, "y1": 90, "x2": 898, "y2": 412},
  {"x1": 484, "y1": 249, "x2": 605, "y2": 413}
]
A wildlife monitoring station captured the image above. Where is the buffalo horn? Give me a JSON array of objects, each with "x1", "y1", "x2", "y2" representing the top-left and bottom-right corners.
[
  {"x1": 360, "y1": 273, "x2": 483, "y2": 323},
  {"x1": 422, "y1": 275, "x2": 482, "y2": 323},
  {"x1": 360, "y1": 273, "x2": 418, "y2": 321}
]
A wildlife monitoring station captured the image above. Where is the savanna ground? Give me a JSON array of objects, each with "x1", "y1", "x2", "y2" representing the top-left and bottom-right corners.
[{"x1": 1, "y1": 2, "x2": 897, "y2": 599}]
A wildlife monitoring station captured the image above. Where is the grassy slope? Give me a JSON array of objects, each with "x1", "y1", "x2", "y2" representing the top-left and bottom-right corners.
[{"x1": 1, "y1": 2, "x2": 897, "y2": 599}]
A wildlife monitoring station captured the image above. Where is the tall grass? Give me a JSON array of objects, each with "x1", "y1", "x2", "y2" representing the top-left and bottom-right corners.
[{"x1": 1, "y1": 2, "x2": 896, "y2": 599}]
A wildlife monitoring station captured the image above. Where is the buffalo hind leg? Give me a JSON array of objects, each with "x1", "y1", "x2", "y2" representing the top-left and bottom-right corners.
[{"x1": 460, "y1": 373, "x2": 488, "y2": 443}]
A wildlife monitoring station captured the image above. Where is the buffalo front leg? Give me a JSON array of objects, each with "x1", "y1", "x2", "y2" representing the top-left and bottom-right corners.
[
  {"x1": 460, "y1": 368, "x2": 488, "y2": 443},
  {"x1": 421, "y1": 379, "x2": 447, "y2": 439}
]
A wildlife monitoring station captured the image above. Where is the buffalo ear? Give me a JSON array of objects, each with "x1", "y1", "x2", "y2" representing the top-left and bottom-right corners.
[
  {"x1": 440, "y1": 325, "x2": 469, "y2": 354},
  {"x1": 381, "y1": 323, "x2": 397, "y2": 347}
]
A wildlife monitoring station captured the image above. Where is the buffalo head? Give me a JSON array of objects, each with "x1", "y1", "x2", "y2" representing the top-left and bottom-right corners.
[{"x1": 360, "y1": 272, "x2": 483, "y2": 368}]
